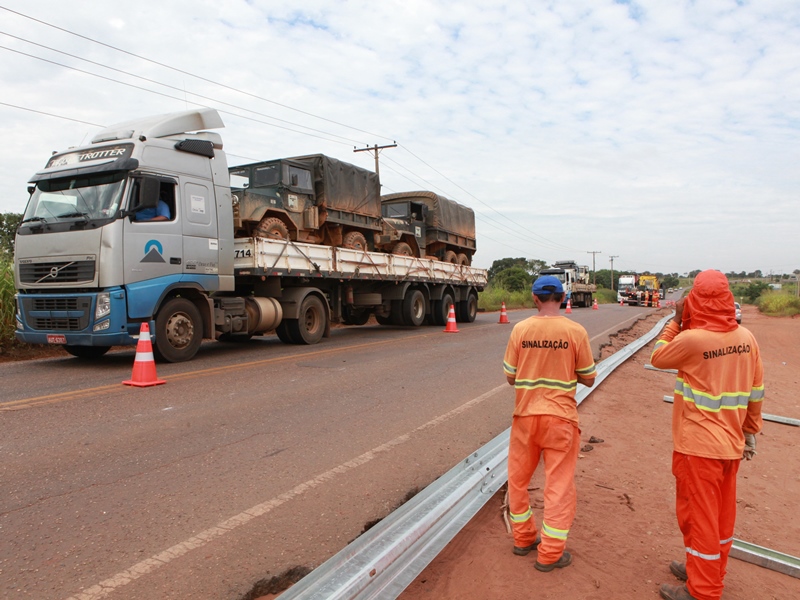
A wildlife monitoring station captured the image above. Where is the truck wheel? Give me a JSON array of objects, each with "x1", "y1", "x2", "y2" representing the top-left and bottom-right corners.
[
  {"x1": 342, "y1": 307, "x2": 371, "y2": 325},
  {"x1": 375, "y1": 314, "x2": 393, "y2": 326},
  {"x1": 402, "y1": 289, "x2": 426, "y2": 326},
  {"x1": 392, "y1": 242, "x2": 414, "y2": 257},
  {"x1": 443, "y1": 251, "x2": 458, "y2": 264},
  {"x1": 275, "y1": 320, "x2": 296, "y2": 344},
  {"x1": 153, "y1": 298, "x2": 203, "y2": 362},
  {"x1": 457, "y1": 253, "x2": 470, "y2": 266},
  {"x1": 63, "y1": 345, "x2": 111, "y2": 359},
  {"x1": 432, "y1": 292, "x2": 454, "y2": 326},
  {"x1": 255, "y1": 217, "x2": 289, "y2": 240},
  {"x1": 286, "y1": 295, "x2": 326, "y2": 344},
  {"x1": 457, "y1": 292, "x2": 478, "y2": 323},
  {"x1": 342, "y1": 231, "x2": 368, "y2": 251}
]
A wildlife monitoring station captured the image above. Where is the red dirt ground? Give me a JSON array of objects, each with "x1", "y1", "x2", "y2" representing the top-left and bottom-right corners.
[{"x1": 398, "y1": 305, "x2": 800, "y2": 600}]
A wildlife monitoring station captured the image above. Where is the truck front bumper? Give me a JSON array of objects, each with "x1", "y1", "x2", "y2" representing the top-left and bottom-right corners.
[{"x1": 15, "y1": 288, "x2": 138, "y2": 347}]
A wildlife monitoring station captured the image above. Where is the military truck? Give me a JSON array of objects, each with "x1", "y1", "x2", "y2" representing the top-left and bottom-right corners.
[
  {"x1": 379, "y1": 191, "x2": 477, "y2": 265},
  {"x1": 230, "y1": 154, "x2": 382, "y2": 251}
]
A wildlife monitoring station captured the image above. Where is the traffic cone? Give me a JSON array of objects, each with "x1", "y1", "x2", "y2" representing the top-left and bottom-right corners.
[
  {"x1": 592, "y1": 298, "x2": 599, "y2": 310},
  {"x1": 498, "y1": 302, "x2": 510, "y2": 324},
  {"x1": 565, "y1": 298, "x2": 572, "y2": 314},
  {"x1": 619, "y1": 296, "x2": 625, "y2": 306},
  {"x1": 123, "y1": 322, "x2": 166, "y2": 387},
  {"x1": 443, "y1": 304, "x2": 460, "y2": 333}
]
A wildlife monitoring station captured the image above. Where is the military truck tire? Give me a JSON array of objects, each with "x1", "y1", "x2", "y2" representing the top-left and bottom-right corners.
[
  {"x1": 432, "y1": 292, "x2": 454, "y2": 326},
  {"x1": 392, "y1": 242, "x2": 415, "y2": 257},
  {"x1": 63, "y1": 345, "x2": 111, "y2": 359},
  {"x1": 255, "y1": 217, "x2": 289, "y2": 240},
  {"x1": 457, "y1": 291, "x2": 478, "y2": 323},
  {"x1": 443, "y1": 250, "x2": 458, "y2": 264},
  {"x1": 153, "y1": 298, "x2": 203, "y2": 363},
  {"x1": 342, "y1": 231, "x2": 368, "y2": 251},
  {"x1": 457, "y1": 253, "x2": 470, "y2": 266},
  {"x1": 402, "y1": 289, "x2": 426, "y2": 326},
  {"x1": 286, "y1": 295, "x2": 326, "y2": 344}
]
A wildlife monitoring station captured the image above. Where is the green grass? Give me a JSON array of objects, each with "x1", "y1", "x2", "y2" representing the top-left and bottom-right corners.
[
  {"x1": 595, "y1": 288, "x2": 617, "y2": 304},
  {"x1": 757, "y1": 291, "x2": 800, "y2": 317},
  {"x1": 0, "y1": 259, "x2": 16, "y2": 348},
  {"x1": 478, "y1": 286, "x2": 534, "y2": 312}
]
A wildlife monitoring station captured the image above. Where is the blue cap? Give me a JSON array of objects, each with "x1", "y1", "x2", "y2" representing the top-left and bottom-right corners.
[{"x1": 532, "y1": 275, "x2": 564, "y2": 294}]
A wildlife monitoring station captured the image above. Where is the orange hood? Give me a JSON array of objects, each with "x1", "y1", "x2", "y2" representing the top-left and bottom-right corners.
[{"x1": 681, "y1": 270, "x2": 738, "y2": 332}]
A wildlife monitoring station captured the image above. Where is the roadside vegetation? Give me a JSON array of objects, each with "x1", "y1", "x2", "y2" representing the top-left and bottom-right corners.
[{"x1": 1, "y1": 259, "x2": 16, "y2": 351}]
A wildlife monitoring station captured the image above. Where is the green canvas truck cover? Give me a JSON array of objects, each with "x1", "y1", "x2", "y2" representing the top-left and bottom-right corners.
[
  {"x1": 288, "y1": 154, "x2": 381, "y2": 217},
  {"x1": 381, "y1": 191, "x2": 476, "y2": 239}
]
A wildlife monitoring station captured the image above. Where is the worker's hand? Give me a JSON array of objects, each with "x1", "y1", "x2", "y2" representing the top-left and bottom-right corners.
[
  {"x1": 743, "y1": 432, "x2": 757, "y2": 461},
  {"x1": 673, "y1": 297, "x2": 685, "y2": 326}
]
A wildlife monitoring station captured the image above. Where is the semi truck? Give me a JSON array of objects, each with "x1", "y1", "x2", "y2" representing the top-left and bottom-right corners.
[
  {"x1": 617, "y1": 274, "x2": 637, "y2": 303},
  {"x1": 623, "y1": 274, "x2": 662, "y2": 307},
  {"x1": 13, "y1": 109, "x2": 487, "y2": 363},
  {"x1": 538, "y1": 260, "x2": 596, "y2": 308},
  {"x1": 379, "y1": 191, "x2": 477, "y2": 265}
]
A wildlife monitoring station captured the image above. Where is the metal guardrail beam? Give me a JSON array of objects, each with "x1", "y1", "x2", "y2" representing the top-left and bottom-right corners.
[
  {"x1": 279, "y1": 315, "x2": 674, "y2": 599},
  {"x1": 731, "y1": 539, "x2": 800, "y2": 578},
  {"x1": 661, "y1": 396, "x2": 799, "y2": 427}
]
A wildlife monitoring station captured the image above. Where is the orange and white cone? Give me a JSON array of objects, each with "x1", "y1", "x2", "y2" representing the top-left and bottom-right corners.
[
  {"x1": 565, "y1": 298, "x2": 572, "y2": 314},
  {"x1": 619, "y1": 296, "x2": 625, "y2": 306},
  {"x1": 592, "y1": 298, "x2": 599, "y2": 310},
  {"x1": 123, "y1": 322, "x2": 166, "y2": 387},
  {"x1": 443, "y1": 304, "x2": 460, "y2": 333},
  {"x1": 498, "y1": 302, "x2": 510, "y2": 324}
]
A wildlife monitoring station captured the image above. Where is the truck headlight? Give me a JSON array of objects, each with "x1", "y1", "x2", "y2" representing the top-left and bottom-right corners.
[
  {"x1": 93, "y1": 319, "x2": 110, "y2": 332},
  {"x1": 96, "y1": 292, "x2": 111, "y2": 319}
]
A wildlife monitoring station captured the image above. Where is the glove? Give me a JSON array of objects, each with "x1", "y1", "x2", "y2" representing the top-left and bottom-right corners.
[{"x1": 743, "y1": 432, "x2": 757, "y2": 461}]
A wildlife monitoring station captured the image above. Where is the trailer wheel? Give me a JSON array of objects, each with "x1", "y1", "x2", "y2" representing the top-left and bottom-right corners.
[
  {"x1": 342, "y1": 231, "x2": 368, "y2": 252},
  {"x1": 392, "y1": 242, "x2": 414, "y2": 257},
  {"x1": 153, "y1": 298, "x2": 203, "y2": 362},
  {"x1": 375, "y1": 314, "x2": 393, "y2": 326},
  {"x1": 457, "y1": 291, "x2": 478, "y2": 323},
  {"x1": 443, "y1": 250, "x2": 458, "y2": 264},
  {"x1": 63, "y1": 345, "x2": 111, "y2": 359},
  {"x1": 457, "y1": 253, "x2": 470, "y2": 266},
  {"x1": 432, "y1": 292, "x2": 454, "y2": 326},
  {"x1": 286, "y1": 295, "x2": 326, "y2": 344},
  {"x1": 255, "y1": 217, "x2": 289, "y2": 240},
  {"x1": 342, "y1": 307, "x2": 371, "y2": 326},
  {"x1": 402, "y1": 289, "x2": 426, "y2": 327}
]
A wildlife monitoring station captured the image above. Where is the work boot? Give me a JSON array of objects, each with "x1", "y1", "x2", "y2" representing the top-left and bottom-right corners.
[
  {"x1": 534, "y1": 551, "x2": 572, "y2": 572},
  {"x1": 659, "y1": 583, "x2": 697, "y2": 600},
  {"x1": 669, "y1": 560, "x2": 687, "y2": 581},
  {"x1": 513, "y1": 536, "x2": 541, "y2": 556}
]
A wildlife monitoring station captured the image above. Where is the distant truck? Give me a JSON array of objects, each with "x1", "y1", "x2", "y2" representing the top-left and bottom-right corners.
[
  {"x1": 538, "y1": 260, "x2": 597, "y2": 308},
  {"x1": 617, "y1": 274, "x2": 637, "y2": 303},
  {"x1": 379, "y1": 191, "x2": 477, "y2": 265},
  {"x1": 14, "y1": 109, "x2": 487, "y2": 363},
  {"x1": 624, "y1": 274, "x2": 662, "y2": 307}
]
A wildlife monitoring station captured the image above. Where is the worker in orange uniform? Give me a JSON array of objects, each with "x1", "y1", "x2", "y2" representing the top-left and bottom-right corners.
[
  {"x1": 502, "y1": 275, "x2": 597, "y2": 571},
  {"x1": 651, "y1": 270, "x2": 764, "y2": 600}
]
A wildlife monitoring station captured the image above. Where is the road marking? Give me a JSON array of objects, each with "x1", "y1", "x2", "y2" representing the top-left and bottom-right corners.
[{"x1": 63, "y1": 383, "x2": 508, "y2": 600}]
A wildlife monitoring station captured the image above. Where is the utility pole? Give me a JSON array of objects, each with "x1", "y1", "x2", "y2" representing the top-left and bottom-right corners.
[
  {"x1": 587, "y1": 250, "x2": 602, "y2": 286},
  {"x1": 353, "y1": 142, "x2": 397, "y2": 181},
  {"x1": 609, "y1": 255, "x2": 619, "y2": 292}
]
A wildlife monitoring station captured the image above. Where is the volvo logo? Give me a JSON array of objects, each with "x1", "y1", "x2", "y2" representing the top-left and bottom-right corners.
[{"x1": 50, "y1": 266, "x2": 60, "y2": 279}]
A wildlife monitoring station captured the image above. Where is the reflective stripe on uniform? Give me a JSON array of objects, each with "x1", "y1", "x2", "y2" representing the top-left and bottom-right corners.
[
  {"x1": 750, "y1": 385, "x2": 765, "y2": 401},
  {"x1": 720, "y1": 535, "x2": 734, "y2": 545},
  {"x1": 576, "y1": 364, "x2": 596, "y2": 377},
  {"x1": 674, "y1": 378, "x2": 758, "y2": 413},
  {"x1": 503, "y1": 361, "x2": 517, "y2": 376},
  {"x1": 515, "y1": 377, "x2": 576, "y2": 392},
  {"x1": 542, "y1": 521, "x2": 569, "y2": 540},
  {"x1": 686, "y1": 546, "x2": 720, "y2": 561},
  {"x1": 509, "y1": 507, "x2": 532, "y2": 523}
]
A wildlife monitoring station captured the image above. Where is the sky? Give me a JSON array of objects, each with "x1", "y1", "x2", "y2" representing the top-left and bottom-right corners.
[{"x1": 1, "y1": 0, "x2": 799, "y2": 276}]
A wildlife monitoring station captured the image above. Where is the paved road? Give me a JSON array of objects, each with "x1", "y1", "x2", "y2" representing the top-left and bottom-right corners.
[{"x1": 0, "y1": 303, "x2": 656, "y2": 600}]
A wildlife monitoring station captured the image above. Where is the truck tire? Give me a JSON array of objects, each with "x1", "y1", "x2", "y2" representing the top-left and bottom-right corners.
[
  {"x1": 342, "y1": 231, "x2": 368, "y2": 252},
  {"x1": 375, "y1": 314, "x2": 393, "y2": 326},
  {"x1": 63, "y1": 345, "x2": 111, "y2": 359},
  {"x1": 342, "y1": 307, "x2": 371, "y2": 325},
  {"x1": 275, "y1": 320, "x2": 297, "y2": 344},
  {"x1": 432, "y1": 292, "x2": 454, "y2": 326},
  {"x1": 402, "y1": 289, "x2": 426, "y2": 326},
  {"x1": 392, "y1": 242, "x2": 414, "y2": 257},
  {"x1": 255, "y1": 217, "x2": 289, "y2": 240},
  {"x1": 457, "y1": 291, "x2": 478, "y2": 323},
  {"x1": 153, "y1": 298, "x2": 203, "y2": 362},
  {"x1": 286, "y1": 295, "x2": 327, "y2": 344},
  {"x1": 443, "y1": 250, "x2": 458, "y2": 264},
  {"x1": 457, "y1": 253, "x2": 470, "y2": 266}
]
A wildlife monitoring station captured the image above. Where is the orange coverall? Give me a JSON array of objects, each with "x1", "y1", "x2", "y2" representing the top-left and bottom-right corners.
[
  {"x1": 651, "y1": 314, "x2": 763, "y2": 600},
  {"x1": 503, "y1": 315, "x2": 596, "y2": 564}
]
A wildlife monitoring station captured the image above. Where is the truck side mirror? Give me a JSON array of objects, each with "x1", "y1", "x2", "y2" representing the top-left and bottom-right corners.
[
  {"x1": 27, "y1": 186, "x2": 35, "y2": 196},
  {"x1": 291, "y1": 174, "x2": 298, "y2": 186},
  {"x1": 138, "y1": 177, "x2": 160, "y2": 210}
]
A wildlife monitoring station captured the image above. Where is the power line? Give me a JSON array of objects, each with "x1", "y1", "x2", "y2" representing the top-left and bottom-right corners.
[{"x1": 0, "y1": 101, "x2": 103, "y2": 127}]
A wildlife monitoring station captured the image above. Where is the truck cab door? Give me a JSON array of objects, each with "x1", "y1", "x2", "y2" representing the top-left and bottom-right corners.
[
  {"x1": 123, "y1": 180, "x2": 184, "y2": 300},
  {"x1": 180, "y1": 179, "x2": 220, "y2": 287}
]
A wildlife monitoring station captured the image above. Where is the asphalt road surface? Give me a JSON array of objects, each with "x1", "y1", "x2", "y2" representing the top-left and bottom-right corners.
[{"x1": 0, "y1": 303, "x2": 656, "y2": 600}]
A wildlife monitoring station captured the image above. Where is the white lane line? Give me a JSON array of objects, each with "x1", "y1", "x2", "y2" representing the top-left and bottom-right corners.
[{"x1": 65, "y1": 383, "x2": 508, "y2": 600}]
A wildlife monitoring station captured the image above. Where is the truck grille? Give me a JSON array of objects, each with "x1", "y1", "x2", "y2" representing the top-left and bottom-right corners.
[
  {"x1": 32, "y1": 317, "x2": 83, "y2": 331},
  {"x1": 18, "y1": 260, "x2": 95, "y2": 284},
  {"x1": 31, "y1": 298, "x2": 79, "y2": 311},
  {"x1": 22, "y1": 296, "x2": 92, "y2": 331}
]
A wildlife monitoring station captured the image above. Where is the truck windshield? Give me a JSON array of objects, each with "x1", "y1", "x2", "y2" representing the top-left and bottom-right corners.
[
  {"x1": 382, "y1": 203, "x2": 408, "y2": 218},
  {"x1": 23, "y1": 171, "x2": 127, "y2": 224}
]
